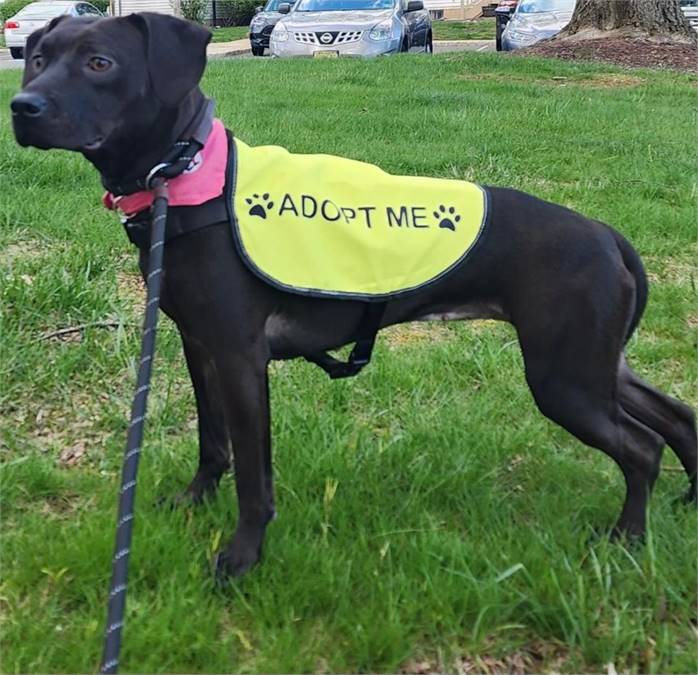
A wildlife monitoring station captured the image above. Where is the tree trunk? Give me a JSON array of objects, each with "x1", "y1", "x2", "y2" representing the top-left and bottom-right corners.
[{"x1": 559, "y1": 0, "x2": 697, "y2": 41}]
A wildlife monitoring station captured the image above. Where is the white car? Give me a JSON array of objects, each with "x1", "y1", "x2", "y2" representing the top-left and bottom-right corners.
[
  {"x1": 270, "y1": 0, "x2": 432, "y2": 58},
  {"x1": 4, "y1": 1, "x2": 103, "y2": 59}
]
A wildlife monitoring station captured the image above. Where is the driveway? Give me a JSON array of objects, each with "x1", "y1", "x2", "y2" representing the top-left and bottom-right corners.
[
  {"x1": 0, "y1": 49, "x2": 22, "y2": 70},
  {"x1": 434, "y1": 39, "x2": 494, "y2": 53}
]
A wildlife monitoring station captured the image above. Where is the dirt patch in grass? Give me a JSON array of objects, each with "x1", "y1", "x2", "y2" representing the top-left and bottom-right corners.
[
  {"x1": 0, "y1": 240, "x2": 46, "y2": 266},
  {"x1": 382, "y1": 322, "x2": 454, "y2": 348},
  {"x1": 644, "y1": 254, "x2": 695, "y2": 287},
  {"x1": 10, "y1": 389, "x2": 113, "y2": 462},
  {"x1": 457, "y1": 71, "x2": 647, "y2": 88},
  {"x1": 574, "y1": 73, "x2": 647, "y2": 88},
  {"x1": 516, "y1": 37, "x2": 698, "y2": 73},
  {"x1": 39, "y1": 492, "x2": 90, "y2": 517},
  {"x1": 401, "y1": 639, "x2": 570, "y2": 674},
  {"x1": 116, "y1": 270, "x2": 145, "y2": 312}
]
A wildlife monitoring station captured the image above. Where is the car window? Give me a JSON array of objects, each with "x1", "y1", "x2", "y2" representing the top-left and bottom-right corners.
[
  {"x1": 81, "y1": 3, "x2": 103, "y2": 13},
  {"x1": 15, "y1": 3, "x2": 74, "y2": 19},
  {"x1": 517, "y1": 0, "x2": 575, "y2": 13},
  {"x1": 263, "y1": 0, "x2": 295, "y2": 10},
  {"x1": 295, "y1": 0, "x2": 395, "y2": 11}
]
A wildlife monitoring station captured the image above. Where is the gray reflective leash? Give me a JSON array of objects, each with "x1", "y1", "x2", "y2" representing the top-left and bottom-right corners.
[{"x1": 100, "y1": 178, "x2": 169, "y2": 674}]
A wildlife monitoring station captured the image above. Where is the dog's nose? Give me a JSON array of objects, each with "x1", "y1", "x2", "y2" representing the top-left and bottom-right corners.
[{"x1": 10, "y1": 92, "x2": 48, "y2": 118}]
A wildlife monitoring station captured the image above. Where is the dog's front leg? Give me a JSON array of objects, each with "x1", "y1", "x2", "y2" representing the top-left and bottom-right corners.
[
  {"x1": 177, "y1": 334, "x2": 231, "y2": 503},
  {"x1": 214, "y1": 351, "x2": 275, "y2": 579}
]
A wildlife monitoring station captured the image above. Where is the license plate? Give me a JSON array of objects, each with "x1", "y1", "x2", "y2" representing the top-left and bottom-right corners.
[{"x1": 313, "y1": 50, "x2": 339, "y2": 59}]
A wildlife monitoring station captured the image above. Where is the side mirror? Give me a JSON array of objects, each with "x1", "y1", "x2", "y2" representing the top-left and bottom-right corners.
[
  {"x1": 255, "y1": 6, "x2": 263, "y2": 13},
  {"x1": 278, "y1": 2, "x2": 291, "y2": 13},
  {"x1": 406, "y1": 0, "x2": 423, "y2": 11}
]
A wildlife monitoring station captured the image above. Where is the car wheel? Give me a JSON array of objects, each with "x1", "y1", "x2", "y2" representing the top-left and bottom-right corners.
[
  {"x1": 425, "y1": 32, "x2": 433, "y2": 53},
  {"x1": 251, "y1": 45, "x2": 264, "y2": 56},
  {"x1": 10, "y1": 47, "x2": 23, "y2": 59},
  {"x1": 495, "y1": 16, "x2": 504, "y2": 51}
]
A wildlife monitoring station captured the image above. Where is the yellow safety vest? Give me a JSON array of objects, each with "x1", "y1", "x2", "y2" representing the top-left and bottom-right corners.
[{"x1": 232, "y1": 138, "x2": 488, "y2": 299}]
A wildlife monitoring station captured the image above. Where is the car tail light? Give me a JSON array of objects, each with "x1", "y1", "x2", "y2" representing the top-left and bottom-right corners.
[{"x1": 5, "y1": 20, "x2": 20, "y2": 29}]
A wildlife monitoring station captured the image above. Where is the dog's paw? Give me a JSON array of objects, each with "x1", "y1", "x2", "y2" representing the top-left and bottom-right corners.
[
  {"x1": 215, "y1": 540, "x2": 262, "y2": 580},
  {"x1": 433, "y1": 204, "x2": 461, "y2": 231},
  {"x1": 155, "y1": 474, "x2": 221, "y2": 509},
  {"x1": 183, "y1": 473, "x2": 222, "y2": 504},
  {"x1": 245, "y1": 193, "x2": 274, "y2": 219}
]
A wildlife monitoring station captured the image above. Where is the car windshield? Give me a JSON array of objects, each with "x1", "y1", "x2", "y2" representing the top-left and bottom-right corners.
[
  {"x1": 517, "y1": 0, "x2": 575, "y2": 13},
  {"x1": 295, "y1": 0, "x2": 394, "y2": 11},
  {"x1": 16, "y1": 3, "x2": 73, "y2": 18},
  {"x1": 264, "y1": 0, "x2": 295, "y2": 9}
]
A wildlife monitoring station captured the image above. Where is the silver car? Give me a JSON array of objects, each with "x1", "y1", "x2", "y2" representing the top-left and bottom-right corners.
[
  {"x1": 3, "y1": 1, "x2": 104, "y2": 59},
  {"x1": 270, "y1": 0, "x2": 432, "y2": 58},
  {"x1": 501, "y1": 0, "x2": 575, "y2": 51}
]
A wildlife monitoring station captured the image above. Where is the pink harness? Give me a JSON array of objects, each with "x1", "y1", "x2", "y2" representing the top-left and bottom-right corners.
[{"x1": 103, "y1": 118, "x2": 228, "y2": 216}]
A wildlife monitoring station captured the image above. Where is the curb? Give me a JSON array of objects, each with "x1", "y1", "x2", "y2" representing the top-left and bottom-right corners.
[
  {"x1": 211, "y1": 47, "x2": 250, "y2": 57},
  {"x1": 433, "y1": 39, "x2": 494, "y2": 45}
]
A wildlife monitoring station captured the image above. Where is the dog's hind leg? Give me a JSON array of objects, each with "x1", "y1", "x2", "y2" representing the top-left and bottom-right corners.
[
  {"x1": 178, "y1": 335, "x2": 232, "y2": 503},
  {"x1": 522, "y1": 355, "x2": 664, "y2": 538},
  {"x1": 515, "y1": 269, "x2": 664, "y2": 538},
  {"x1": 618, "y1": 357, "x2": 697, "y2": 504}
]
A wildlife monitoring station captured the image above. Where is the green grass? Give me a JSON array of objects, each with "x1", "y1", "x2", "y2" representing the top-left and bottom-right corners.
[
  {"x1": 433, "y1": 18, "x2": 495, "y2": 41},
  {"x1": 210, "y1": 25, "x2": 250, "y2": 42},
  {"x1": 1, "y1": 53, "x2": 696, "y2": 673}
]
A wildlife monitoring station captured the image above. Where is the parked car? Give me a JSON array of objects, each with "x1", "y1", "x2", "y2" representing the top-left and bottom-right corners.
[
  {"x1": 501, "y1": 0, "x2": 575, "y2": 51},
  {"x1": 4, "y1": 0, "x2": 103, "y2": 59},
  {"x1": 494, "y1": 0, "x2": 517, "y2": 51},
  {"x1": 681, "y1": 0, "x2": 698, "y2": 34},
  {"x1": 270, "y1": 0, "x2": 431, "y2": 58},
  {"x1": 249, "y1": 0, "x2": 297, "y2": 56}
]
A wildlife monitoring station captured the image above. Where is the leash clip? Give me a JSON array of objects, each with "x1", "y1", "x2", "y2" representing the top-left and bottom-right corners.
[{"x1": 145, "y1": 162, "x2": 170, "y2": 190}]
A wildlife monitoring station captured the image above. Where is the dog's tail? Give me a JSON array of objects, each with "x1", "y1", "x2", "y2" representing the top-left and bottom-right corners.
[{"x1": 612, "y1": 228, "x2": 649, "y2": 345}]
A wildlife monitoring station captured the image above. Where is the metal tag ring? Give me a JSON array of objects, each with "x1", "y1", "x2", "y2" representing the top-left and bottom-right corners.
[{"x1": 145, "y1": 162, "x2": 170, "y2": 190}]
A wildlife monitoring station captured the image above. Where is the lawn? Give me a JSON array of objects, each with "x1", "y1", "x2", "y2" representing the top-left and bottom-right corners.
[
  {"x1": 1, "y1": 53, "x2": 696, "y2": 674},
  {"x1": 433, "y1": 18, "x2": 495, "y2": 41},
  {"x1": 210, "y1": 25, "x2": 250, "y2": 42},
  {"x1": 208, "y1": 18, "x2": 495, "y2": 43}
]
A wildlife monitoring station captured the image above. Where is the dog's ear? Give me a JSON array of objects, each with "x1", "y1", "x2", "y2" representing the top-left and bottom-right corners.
[
  {"x1": 22, "y1": 15, "x2": 70, "y2": 84},
  {"x1": 127, "y1": 13, "x2": 211, "y2": 107}
]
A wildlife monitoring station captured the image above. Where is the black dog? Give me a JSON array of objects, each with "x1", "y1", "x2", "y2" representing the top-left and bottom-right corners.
[{"x1": 11, "y1": 13, "x2": 696, "y2": 578}]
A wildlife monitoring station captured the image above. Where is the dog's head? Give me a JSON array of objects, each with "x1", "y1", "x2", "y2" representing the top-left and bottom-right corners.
[{"x1": 11, "y1": 13, "x2": 210, "y2": 155}]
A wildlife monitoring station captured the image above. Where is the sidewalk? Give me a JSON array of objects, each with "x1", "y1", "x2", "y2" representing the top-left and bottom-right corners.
[{"x1": 207, "y1": 38, "x2": 250, "y2": 58}]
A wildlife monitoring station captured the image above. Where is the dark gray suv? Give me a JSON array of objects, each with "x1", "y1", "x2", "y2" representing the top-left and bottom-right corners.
[{"x1": 249, "y1": 0, "x2": 297, "y2": 56}]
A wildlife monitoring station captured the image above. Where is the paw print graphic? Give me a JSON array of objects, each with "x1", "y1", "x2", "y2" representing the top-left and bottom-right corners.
[
  {"x1": 246, "y1": 193, "x2": 274, "y2": 219},
  {"x1": 433, "y1": 205, "x2": 460, "y2": 231}
]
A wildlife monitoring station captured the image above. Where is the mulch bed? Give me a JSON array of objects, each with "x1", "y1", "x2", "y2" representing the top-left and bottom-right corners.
[{"x1": 516, "y1": 36, "x2": 698, "y2": 73}]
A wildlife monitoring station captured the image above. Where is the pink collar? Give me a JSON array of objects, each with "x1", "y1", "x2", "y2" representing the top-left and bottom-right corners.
[{"x1": 103, "y1": 118, "x2": 228, "y2": 216}]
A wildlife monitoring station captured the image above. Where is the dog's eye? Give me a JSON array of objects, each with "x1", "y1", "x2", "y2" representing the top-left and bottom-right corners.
[
  {"x1": 87, "y1": 56, "x2": 112, "y2": 72},
  {"x1": 32, "y1": 55, "x2": 43, "y2": 71}
]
